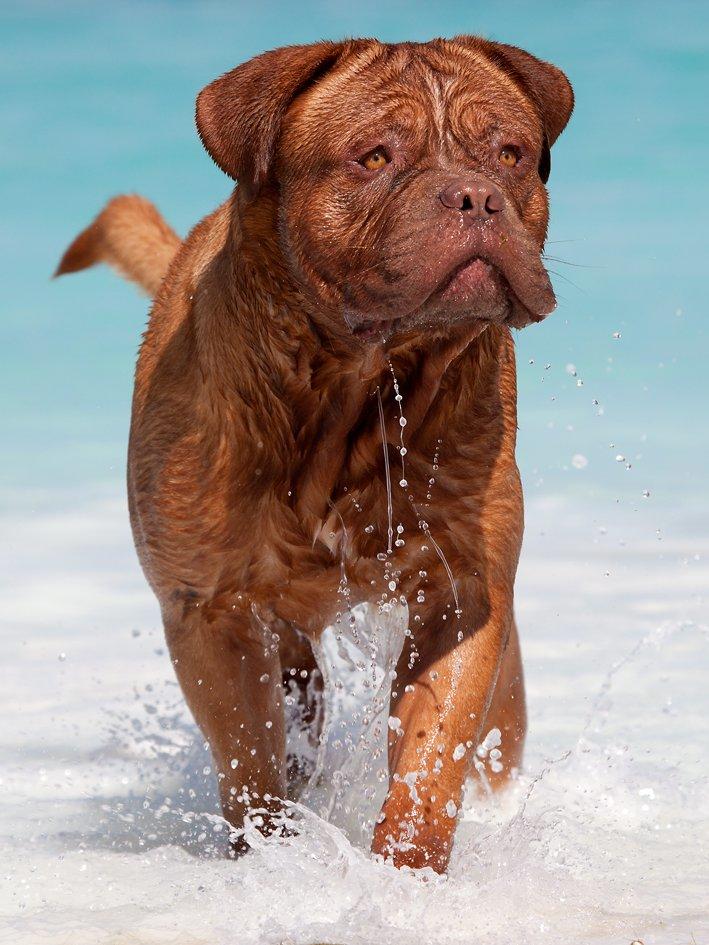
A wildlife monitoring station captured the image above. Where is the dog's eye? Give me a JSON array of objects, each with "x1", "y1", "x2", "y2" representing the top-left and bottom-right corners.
[
  {"x1": 499, "y1": 146, "x2": 520, "y2": 168},
  {"x1": 359, "y1": 147, "x2": 390, "y2": 171}
]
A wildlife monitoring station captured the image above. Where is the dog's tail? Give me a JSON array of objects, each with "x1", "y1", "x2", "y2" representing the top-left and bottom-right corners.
[{"x1": 54, "y1": 194, "x2": 181, "y2": 297}]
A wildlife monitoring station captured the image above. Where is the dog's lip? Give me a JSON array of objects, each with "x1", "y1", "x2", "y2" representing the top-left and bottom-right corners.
[
  {"x1": 428, "y1": 251, "x2": 553, "y2": 326},
  {"x1": 342, "y1": 258, "x2": 502, "y2": 338},
  {"x1": 344, "y1": 311, "x2": 401, "y2": 339},
  {"x1": 343, "y1": 251, "x2": 550, "y2": 339},
  {"x1": 434, "y1": 254, "x2": 504, "y2": 298}
]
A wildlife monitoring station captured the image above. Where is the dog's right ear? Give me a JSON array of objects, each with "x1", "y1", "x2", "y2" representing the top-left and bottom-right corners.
[{"x1": 196, "y1": 41, "x2": 348, "y2": 200}]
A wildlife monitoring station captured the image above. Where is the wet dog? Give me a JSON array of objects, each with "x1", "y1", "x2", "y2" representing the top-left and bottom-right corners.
[{"x1": 57, "y1": 37, "x2": 573, "y2": 872}]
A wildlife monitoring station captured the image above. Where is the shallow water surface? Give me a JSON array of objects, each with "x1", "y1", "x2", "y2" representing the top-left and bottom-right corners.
[{"x1": 1, "y1": 490, "x2": 707, "y2": 944}]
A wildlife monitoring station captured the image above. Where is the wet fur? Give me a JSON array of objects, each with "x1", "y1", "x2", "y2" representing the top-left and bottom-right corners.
[{"x1": 56, "y1": 36, "x2": 572, "y2": 872}]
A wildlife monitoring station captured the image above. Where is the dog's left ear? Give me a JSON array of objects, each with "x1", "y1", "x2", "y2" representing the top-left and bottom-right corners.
[
  {"x1": 453, "y1": 37, "x2": 574, "y2": 182},
  {"x1": 196, "y1": 41, "x2": 351, "y2": 199}
]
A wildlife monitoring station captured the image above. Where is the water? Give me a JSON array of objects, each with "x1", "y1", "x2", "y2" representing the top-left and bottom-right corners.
[
  {"x1": 1, "y1": 2, "x2": 708, "y2": 942},
  {"x1": 1, "y1": 487, "x2": 707, "y2": 943},
  {"x1": 301, "y1": 601, "x2": 407, "y2": 845}
]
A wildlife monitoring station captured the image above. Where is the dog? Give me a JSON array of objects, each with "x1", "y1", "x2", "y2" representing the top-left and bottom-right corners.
[{"x1": 56, "y1": 36, "x2": 573, "y2": 872}]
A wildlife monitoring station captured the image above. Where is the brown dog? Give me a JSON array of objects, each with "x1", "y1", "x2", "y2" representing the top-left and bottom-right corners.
[{"x1": 57, "y1": 36, "x2": 573, "y2": 872}]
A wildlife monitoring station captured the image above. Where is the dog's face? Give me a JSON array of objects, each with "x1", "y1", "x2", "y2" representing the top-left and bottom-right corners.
[{"x1": 197, "y1": 38, "x2": 573, "y2": 343}]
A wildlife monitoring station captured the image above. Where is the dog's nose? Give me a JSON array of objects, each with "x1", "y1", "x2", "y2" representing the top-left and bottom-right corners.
[{"x1": 438, "y1": 179, "x2": 504, "y2": 217}]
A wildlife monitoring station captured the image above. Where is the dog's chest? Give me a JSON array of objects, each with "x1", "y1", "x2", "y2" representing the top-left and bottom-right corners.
[{"x1": 306, "y1": 455, "x2": 460, "y2": 582}]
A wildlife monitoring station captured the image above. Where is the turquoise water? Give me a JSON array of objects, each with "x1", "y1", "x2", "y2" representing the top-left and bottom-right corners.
[{"x1": 1, "y1": 0, "x2": 708, "y2": 509}]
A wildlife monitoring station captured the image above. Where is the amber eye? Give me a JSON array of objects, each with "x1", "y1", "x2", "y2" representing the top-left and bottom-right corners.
[
  {"x1": 359, "y1": 147, "x2": 390, "y2": 171},
  {"x1": 499, "y1": 146, "x2": 520, "y2": 168}
]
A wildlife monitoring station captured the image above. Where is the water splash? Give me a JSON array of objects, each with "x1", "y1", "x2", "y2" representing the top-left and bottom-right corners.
[
  {"x1": 387, "y1": 358, "x2": 408, "y2": 490},
  {"x1": 4, "y1": 619, "x2": 708, "y2": 945},
  {"x1": 383, "y1": 361, "x2": 462, "y2": 616},
  {"x1": 376, "y1": 386, "x2": 394, "y2": 555},
  {"x1": 304, "y1": 600, "x2": 408, "y2": 845}
]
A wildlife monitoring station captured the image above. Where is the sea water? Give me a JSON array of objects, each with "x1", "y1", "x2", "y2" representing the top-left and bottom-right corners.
[{"x1": 1, "y1": 487, "x2": 707, "y2": 945}]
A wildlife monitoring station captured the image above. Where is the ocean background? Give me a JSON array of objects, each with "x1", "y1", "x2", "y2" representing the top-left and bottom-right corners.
[
  {"x1": 1, "y1": 2, "x2": 708, "y2": 944},
  {"x1": 3, "y1": 0, "x2": 709, "y2": 501}
]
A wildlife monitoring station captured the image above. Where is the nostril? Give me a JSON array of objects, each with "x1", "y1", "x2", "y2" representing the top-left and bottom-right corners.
[
  {"x1": 460, "y1": 194, "x2": 473, "y2": 212},
  {"x1": 485, "y1": 192, "x2": 503, "y2": 214}
]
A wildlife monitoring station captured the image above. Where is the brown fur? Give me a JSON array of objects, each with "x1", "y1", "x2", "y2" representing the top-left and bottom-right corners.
[
  {"x1": 55, "y1": 194, "x2": 181, "y2": 296},
  {"x1": 57, "y1": 36, "x2": 572, "y2": 872}
]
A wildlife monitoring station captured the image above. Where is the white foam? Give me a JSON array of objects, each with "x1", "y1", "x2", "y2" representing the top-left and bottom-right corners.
[{"x1": 1, "y1": 487, "x2": 708, "y2": 944}]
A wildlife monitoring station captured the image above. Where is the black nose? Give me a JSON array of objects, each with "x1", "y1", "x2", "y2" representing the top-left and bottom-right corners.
[{"x1": 438, "y1": 179, "x2": 504, "y2": 218}]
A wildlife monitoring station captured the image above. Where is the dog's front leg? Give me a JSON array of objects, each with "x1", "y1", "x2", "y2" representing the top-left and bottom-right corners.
[
  {"x1": 371, "y1": 584, "x2": 513, "y2": 873},
  {"x1": 163, "y1": 600, "x2": 287, "y2": 852}
]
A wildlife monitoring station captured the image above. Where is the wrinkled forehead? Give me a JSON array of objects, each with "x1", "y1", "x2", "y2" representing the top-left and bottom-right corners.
[{"x1": 280, "y1": 42, "x2": 542, "y2": 162}]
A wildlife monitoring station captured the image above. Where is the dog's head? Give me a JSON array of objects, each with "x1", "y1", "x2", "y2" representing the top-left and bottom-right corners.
[{"x1": 197, "y1": 38, "x2": 573, "y2": 342}]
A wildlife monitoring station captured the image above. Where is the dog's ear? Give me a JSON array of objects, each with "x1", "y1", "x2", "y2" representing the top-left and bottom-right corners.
[
  {"x1": 453, "y1": 36, "x2": 573, "y2": 179},
  {"x1": 196, "y1": 41, "x2": 348, "y2": 198}
]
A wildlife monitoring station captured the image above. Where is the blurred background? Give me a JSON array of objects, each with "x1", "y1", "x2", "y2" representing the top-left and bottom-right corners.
[
  {"x1": 1, "y1": 4, "x2": 708, "y2": 943},
  {"x1": 3, "y1": 0, "x2": 708, "y2": 507}
]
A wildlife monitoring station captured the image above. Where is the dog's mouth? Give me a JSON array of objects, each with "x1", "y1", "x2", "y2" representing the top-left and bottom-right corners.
[
  {"x1": 436, "y1": 255, "x2": 505, "y2": 299},
  {"x1": 343, "y1": 247, "x2": 555, "y2": 342},
  {"x1": 345, "y1": 258, "x2": 517, "y2": 340},
  {"x1": 346, "y1": 314, "x2": 401, "y2": 340}
]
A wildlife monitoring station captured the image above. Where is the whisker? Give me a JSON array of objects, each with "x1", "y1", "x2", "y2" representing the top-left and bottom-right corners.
[
  {"x1": 542, "y1": 254, "x2": 599, "y2": 270},
  {"x1": 545, "y1": 268, "x2": 585, "y2": 294}
]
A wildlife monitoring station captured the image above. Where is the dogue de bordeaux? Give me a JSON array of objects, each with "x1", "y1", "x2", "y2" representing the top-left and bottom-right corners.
[{"x1": 57, "y1": 36, "x2": 573, "y2": 872}]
